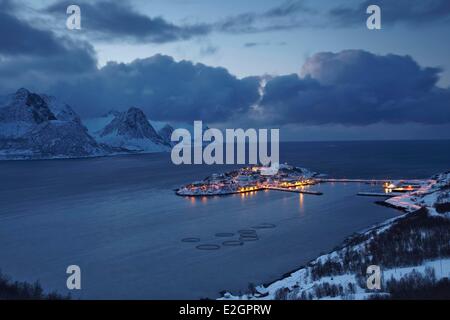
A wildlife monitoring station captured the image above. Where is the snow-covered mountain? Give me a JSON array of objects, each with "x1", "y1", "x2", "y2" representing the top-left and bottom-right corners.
[
  {"x1": 84, "y1": 110, "x2": 206, "y2": 148},
  {"x1": 0, "y1": 88, "x2": 105, "y2": 159},
  {"x1": 157, "y1": 124, "x2": 175, "y2": 146},
  {"x1": 41, "y1": 94, "x2": 82, "y2": 124},
  {"x1": 0, "y1": 86, "x2": 214, "y2": 160},
  {"x1": 90, "y1": 107, "x2": 170, "y2": 153}
]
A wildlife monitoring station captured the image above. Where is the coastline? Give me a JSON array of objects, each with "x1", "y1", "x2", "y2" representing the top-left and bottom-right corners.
[
  {"x1": 218, "y1": 208, "x2": 411, "y2": 300},
  {"x1": 220, "y1": 172, "x2": 450, "y2": 300}
]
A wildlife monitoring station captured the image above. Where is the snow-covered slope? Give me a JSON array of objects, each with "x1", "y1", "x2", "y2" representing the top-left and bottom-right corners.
[
  {"x1": 84, "y1": 109, "x2": 206, "y2": 150},
  {"x1": 93, "y1": 108, "x2": 170, "y2": 153},
  {"x1": 157, "y1": 124, "x2": 175, "y2": 146},
  {"x1": 0, "y1": 90, "x2": 178, "y2": 159},
  {"x1": 83, "y1": 111, "x2": 117, "y2": 134},
  {"x1": 41, "y1": 94, "x2": 81, "y2": 124},
  {"x1": 0, "y1": 88, "x2": 105, "y2": 159},
  {"x1": 0, "y1": 88, "x2": 56, "y2": 138},
  {"x1": 386, "y1": 171, "x2": 450, "y2": 217}
]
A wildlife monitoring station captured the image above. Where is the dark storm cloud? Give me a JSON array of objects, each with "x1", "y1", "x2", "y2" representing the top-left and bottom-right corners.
[
  {"x1": 47, "y1": 50, "x2": 450, "y2": 126},
  {"x1": 50, "y1": 55, "x2": 261, "y2": 121},
  {"x1": 39, "y1": 0, "x2": 450, "y2": 45},
  {"x1": 0, "y1": 40, "x2": 96, "y2": 74},
  {"x1": 257, "y1": 50, "x2": 450, "y2": 126},
  {"x1": 45, "y1": 0, "x2": 311, "y2": 41},
  {"x1": 218, "y1": 0, "x2": 450, "y2": 34},
  {"x1": 216, "y1": 0, "x2": 313, "y2": 34},
  {"x1": 218, "y1": 0, "x2": 450, "y2": 35},
  {"x1": 0, "y1": 4, "x2": 98, "y2": 92},
  {"x1": 3, "y1": 46, "x2": 449, "y2": 126},
  {"x1": 243, "y1": 41, "x2": 286, "y2": 48},
  {"x1": 329, "y1": 0, "x2": 450, "y2": 27},
  {"x1": 0, "y1": 10, "x2": 66, "y2": 56},
  {"x1": 46, "y1": 0, "x2": 211, "y2": 43},
  {"x1": 264, "y1": 0, "x2": 315, "y2": 18}
]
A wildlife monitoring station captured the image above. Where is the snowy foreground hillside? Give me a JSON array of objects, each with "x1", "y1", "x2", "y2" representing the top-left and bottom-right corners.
[
  {"x1": 0, "y1": 89, "x2": 174, "y2": 160},
  {"x1": 221, "y1": 172, "x2": 450, "y2": 300}
]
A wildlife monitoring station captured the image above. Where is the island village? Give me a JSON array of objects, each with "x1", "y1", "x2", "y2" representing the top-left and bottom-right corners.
[{"x1": 176, "y1": 164, "x2": 425, "y2": 198}]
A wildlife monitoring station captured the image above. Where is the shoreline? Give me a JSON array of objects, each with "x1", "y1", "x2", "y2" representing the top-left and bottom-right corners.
[
  {"x1": 176, "y1": 186, "x2": 324, "y2": 197},
  {"x1": 238, "y1": 204, "x2": 412, "y2": 296},
  {"x1": 220, "y1": 172, "x2": 450, "y2": 300},
  {"x1": 217, "y1": 203, "x2": 411, "y2": 299}
]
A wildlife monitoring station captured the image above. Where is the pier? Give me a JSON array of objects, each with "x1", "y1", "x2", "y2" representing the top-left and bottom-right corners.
[
  {"x1": 266, "y1": 187, "x2": 323, "y2": 195},
  {"x1": 318, "y1": 178, "x2": 389, "y2": 184},
  {"x1": 357, "y1": 192, "x2": 403, "y2": 197},
  {"x1": 318, "y1": 178, "x2": 427, "y2": 185}
]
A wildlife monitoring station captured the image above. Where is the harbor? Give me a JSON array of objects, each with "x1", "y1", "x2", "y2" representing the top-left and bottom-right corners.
[
  {"x1": 175, "y1": 164, "x2": 320, "y2": 197},
  {"x1": 176, "y1": 164, "x2": 428, "y2": 198}
]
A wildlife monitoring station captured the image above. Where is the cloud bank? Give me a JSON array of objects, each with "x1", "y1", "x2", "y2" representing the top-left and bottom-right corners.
[
  {"x1": 257, "y1": 50, "x2": 450, "y2": 125},
  {"x1": 50, "y1": 55, "x2": 261, "y2": 121}
]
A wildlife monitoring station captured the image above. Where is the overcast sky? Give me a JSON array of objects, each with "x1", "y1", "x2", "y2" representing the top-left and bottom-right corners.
[{"x1": 1, "y1": 0, "x2": 450, "y2": 140}]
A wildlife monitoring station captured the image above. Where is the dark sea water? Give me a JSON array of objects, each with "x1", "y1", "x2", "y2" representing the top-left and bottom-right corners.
[
  {"x1": 0, "y1": 141, "x2": 448, "y2": 299},
  {"x1": 280, "y1": 140, "x2": 450, "y2": 179}
]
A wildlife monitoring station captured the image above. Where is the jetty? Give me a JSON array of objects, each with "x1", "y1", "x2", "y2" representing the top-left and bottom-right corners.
[
  {"x1": 266, "y1": 187, "x2": 323, "y2": 195},
  {"x1": 357, "y1": 192, "x2": 403, "y2": 197},
  {"x1": 318, "y1": 178, "x2": 389, "y2": 184}
]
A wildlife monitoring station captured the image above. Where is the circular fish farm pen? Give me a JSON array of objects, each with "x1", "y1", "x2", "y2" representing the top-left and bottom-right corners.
[
  {"x1": 215, "y1": 233, "x2": 235, "y2": 238},
  {"x1": 181, "y1": 237, "x2": 201, "y2": 243},
  {"x1": 222, "y1": 240, "x2": 244, "y2": 247},
  {"x1": 183, "y1": 222, "x2": 277, "y2": 250},
  {"x1": 239, "y1": 234, "x2": 260, "y2": 242},
  {"x1": 238, "y1": 229, "x2": 257, "y2": 235},
  {"x1": 196, "y1": 244, "x2": 221, "y2": 251}
]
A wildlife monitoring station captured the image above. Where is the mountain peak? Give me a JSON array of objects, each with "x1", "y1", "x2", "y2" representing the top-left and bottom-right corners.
[
  {"x1": 100, "y1": 107, "x2": 162, "y2": 142},
  {"x1": 14, "y1": 88, "x2": 31, "y2": 100},
  {"x1": 1, "y1": 90, "x2": 105, "y2": 159},
  {"x1": 25, "y1": 92, "x2": 57, "y2": 124},
  {"x1": 2, "y1": 88, "x2": 56, "y2": 124},
  {"x1": 158, "y1": 124, "x2": 174, "y2": 145},
  {"x1": 102, "y1": 110, "x2": 122, "y2": 118},
  {"x1": 96, "y1": 107, "x2": 170, "y2": 152}
]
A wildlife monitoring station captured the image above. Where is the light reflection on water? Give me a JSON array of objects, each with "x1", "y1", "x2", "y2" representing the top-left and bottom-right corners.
[
  {"x1": 299, "y1": 194, "x2": 305, "y2": 216},
  {"x1": 184, "y1": 185, "x2": 315, "y2": 217}
]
